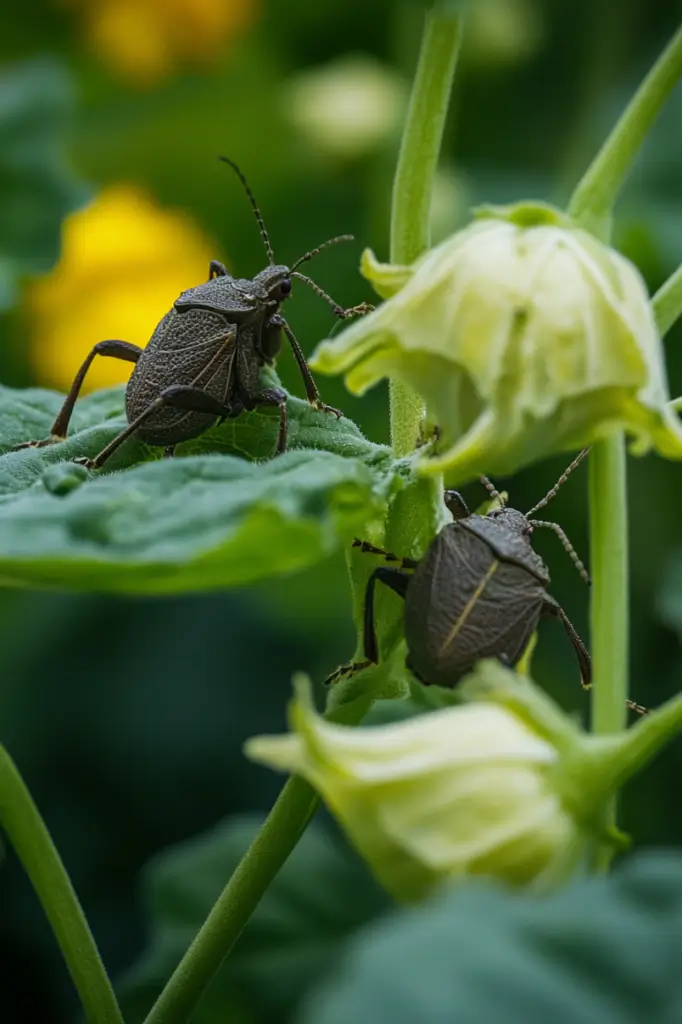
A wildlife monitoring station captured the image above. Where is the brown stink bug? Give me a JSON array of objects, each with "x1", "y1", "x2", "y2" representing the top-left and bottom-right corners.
[
  {"x1": 12, "y1": 158, "x2": 372, "y2": 470},
  {"x1": 331, "y1": 451, "x2": 594, "y2": 690}
]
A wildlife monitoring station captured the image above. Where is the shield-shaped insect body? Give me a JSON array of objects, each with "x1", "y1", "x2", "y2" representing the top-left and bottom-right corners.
[
  {"x1": 405, "y1": 508, "x2": 551, "y2": 687},
  {"x1": 330, "y1": 450, "x2": 592, "y2": 692},
  {"x1": 13, "y1": 158, "x2": 371, "y2": 470}
]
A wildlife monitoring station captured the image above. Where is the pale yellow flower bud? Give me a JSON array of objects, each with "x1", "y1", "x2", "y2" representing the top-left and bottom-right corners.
[
  {"x1": 245, "y1": 675, "x2": 580, "y2": 902},
  {"x1": 310, "y1": 202, "x2": 682, "y2": 482}
]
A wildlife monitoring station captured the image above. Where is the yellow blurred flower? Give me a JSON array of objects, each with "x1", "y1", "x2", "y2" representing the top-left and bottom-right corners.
[
  {"x1": 65, "y1": 0, "x2": 257, "y2": 84},
  {"x1": 29, "y1": 185, "x2": 219, "y2": 392}
]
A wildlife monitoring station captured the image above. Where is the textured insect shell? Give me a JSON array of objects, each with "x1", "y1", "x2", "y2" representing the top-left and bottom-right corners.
[
  {"x1": 460, "y1": 509, "x2": 549, "y2": 583},
  {"x1": 126, "y1": 306, "x2": 239, "y2": 446},
  {"x1": 173, "y1": 275, "x2": 266, "y2": 318},
  {"x1": 174, "y1": 265, "x2": 291, "y2": 319},
  {"x1": 404, "y1": 520, "x2": 548, "y2": 688}
]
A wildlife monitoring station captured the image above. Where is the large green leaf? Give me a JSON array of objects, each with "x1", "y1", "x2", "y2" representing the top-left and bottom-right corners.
[
  {"x1": 118, "y1": 814, "x2": 389, "y2": 1024},
  {"x1": 0, "y1": 379, "x2": 383, "y2": 467},
  {"x1": 0, "y1": 451, "x2": 387, "y2": 592},
  {"x1": 299, "y1": 852, "x2": 682, "y2": 1024},
  {"x1": 0, "y1": 58, "x2": 88, "y2": 308},
  {"x1": 0, "y1": 383, "x2": 394, "y2": 591}
]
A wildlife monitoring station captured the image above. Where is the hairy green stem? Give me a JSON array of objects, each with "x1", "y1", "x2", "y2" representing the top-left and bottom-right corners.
[
  {"x1": 586, "y1": 435, "x2": 628, "y2": 872},
  {"x1": 568, "y1": 24, "x2": 682, "y2": 868},
  {"x1": 388, "y1": 8, "x2": 462, "y2": 457},
  {"x1": 582, "y1": 430, "x2": 629, "y2": 875},
  {"x1": 0, "y1": 745, "x2": 123, "y2": 1024},
  {"x1": 144, "y1": 695, "x2": 370, "y2": 1024},
  {"x1": 144, "y1": 775, "x2": 319, "y2": 1024},
  {"x1": 653, "y1": 261, "x2": 682, "y2": 337},
  {"x1": 587, "y1": 440, "x2": 629, "y2": 737},
  {"x1": 568, "y1": 25, "x2": 682, "y2": 235}
]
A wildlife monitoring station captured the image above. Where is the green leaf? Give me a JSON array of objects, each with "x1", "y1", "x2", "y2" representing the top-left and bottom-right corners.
[
  {"x1": 0, "y1": 451, "x2": 387, "y2": 592},
  {"x1": 0, "y1": 377, "x2": 384, "y2": 467},
  {"x1": 299, "y1": 852, "x2": 682, "y2": 1024},
  {"x1": 0, "y1": 383, "x2": 394, "y2": 592},
  {"x1": 118, "y1": 814, "x2": 389, "y2": 1024},
  {"x1": 0, "y1": 58, "x2": 88, "y2": 309},
  {"x1": 0, "y1": 385, "x2": 137, "y2": 488}
]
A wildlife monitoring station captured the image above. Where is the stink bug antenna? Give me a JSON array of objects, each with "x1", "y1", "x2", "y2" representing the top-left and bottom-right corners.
[
  {"x1": 292, "y1": 271, "x2": 348, "y2": 317},
  {"x1": 526, "y1": 447, "x2": 590, "y2": 517},
  {"x1": 527, "y1": 519, "x2": 591, "y2": 586},
  {"x1": 291, "y1": 237, "x2": 375, "y2": 320},
  {"x1": 292, "y1": 270, "x2": 373, "y2": 321},
  {"x1": 290, "y1": 235, "x2": 354, "y2": 273},
  {"x1": 219, "y1": 156, "x2": 275, "y2": 266},
  {"x1": 480, "y1": 476, "x2": 506, "y2": 506}
]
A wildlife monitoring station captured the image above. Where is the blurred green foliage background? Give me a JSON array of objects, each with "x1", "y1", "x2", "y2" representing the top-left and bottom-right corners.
[{"x1": 2, "y1": 0, "x2": 682, "y2": 1020}]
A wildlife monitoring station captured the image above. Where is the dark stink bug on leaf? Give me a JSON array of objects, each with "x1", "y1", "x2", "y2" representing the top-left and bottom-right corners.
[
  {"x1": 13, "y1": 157, "x2": 372, "y2": 470},
  {"x1": 330, "y1": 450, "x2": 596, "y2": 692}
]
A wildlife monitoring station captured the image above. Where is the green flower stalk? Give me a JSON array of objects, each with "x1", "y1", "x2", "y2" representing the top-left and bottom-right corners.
[{"x1": 311, "y1": 201, "x2": 682, "y2": 484}]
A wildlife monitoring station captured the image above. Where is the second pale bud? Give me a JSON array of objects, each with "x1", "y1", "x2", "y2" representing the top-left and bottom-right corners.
[{"x1": 245, "y1": 671, "x2": 583, "y2": 903}]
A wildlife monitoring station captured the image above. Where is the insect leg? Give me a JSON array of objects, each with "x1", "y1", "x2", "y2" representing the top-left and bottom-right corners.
[
  {"x1": 541, "y1": 595, "x2": 591, "y2": 688},
  {"x1": 209, "y1": 260, "x2": 228, "y2": 279},
  {"x1": 443, "y1": 490, "x2": 470, "y2": 520},
  {"x1": 543, "y1": 597, "x2": 650, "y2": 713},
  {"x1": 363, "y1": 567, "x2": 411, "y2": 662},
  {"x1": 351, "y1": 538, "x2": 418, "y2": 570},
  {"x1": 626, "y1": 700, "x2": 649, "y2": 716},
  {"x1": 326, "y1": 567, "x2": 411, "y2": 685},
  {"x1": 12, "y1": 340, "x2": 142, "y2": 451},
  {"x1": 75, "y1": 385, "x2": 234, "y2": 470},
  {"x1": 250, "y1": 387, "x2": 288, "y2": 455},
  {"x1": 268, "y1": 314, "x2": 343, "y2": 418}
]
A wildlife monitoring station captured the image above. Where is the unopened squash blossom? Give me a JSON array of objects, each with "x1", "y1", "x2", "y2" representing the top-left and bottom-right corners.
[
  {"x1": 246, "y1": 670, "x2": 601, "y2": 903},
  {"x1": 310, "y1": 201, "x2": 682, "y2": 482}
]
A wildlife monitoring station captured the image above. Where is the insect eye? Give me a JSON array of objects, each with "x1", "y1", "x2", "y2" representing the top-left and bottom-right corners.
[{"x1": 280, "y1": 278, "x2": 292, "y2": 296}]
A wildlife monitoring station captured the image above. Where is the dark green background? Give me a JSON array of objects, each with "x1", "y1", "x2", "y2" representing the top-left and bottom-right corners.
[{"x1": 2, "y1": 1, "x2": 682, "y2": 1021}]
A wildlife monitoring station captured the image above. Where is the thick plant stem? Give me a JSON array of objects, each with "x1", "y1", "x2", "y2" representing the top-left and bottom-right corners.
[
  {"x1": 145, "y1": 775, "x2": 319, "y2": 1024},
  {"x1": 568, "y1": 26, "x2": 682, "y2": 236},
  {"x1": 568, "y1": 25, "x2": 682, "y2": 867},
  {"x1": 587, "y1": 437, "x2": 628, "y2": 871},
  {"x1": 588, "y1": 439, "x2": 629, "y2": 736},
  {"x1": 389, "y1": 9, "x2": 462, "y2": 457},
  {"x1": 144, "y1": 696, "x2": 371, "y2": 1024},
  {"x1": 0, "y1": 746, "x2": 123, "y2": 1024},
  {"x1": 388, "y1": 380, "x2": 425, "y2": 460},
  {"x1": 653, "y1": 262, "x2": 682, "y2": 337}
]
